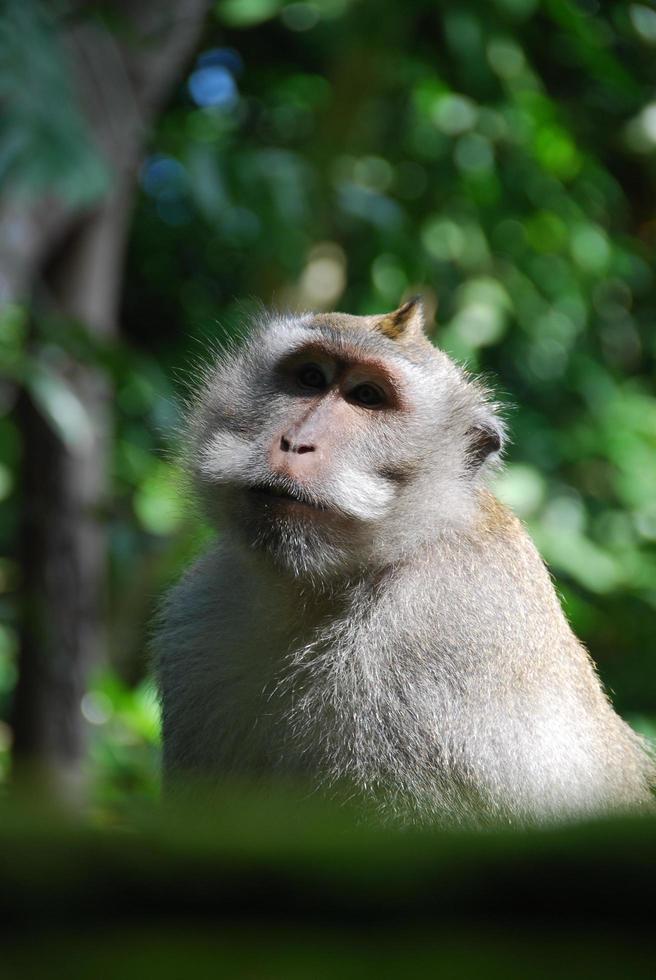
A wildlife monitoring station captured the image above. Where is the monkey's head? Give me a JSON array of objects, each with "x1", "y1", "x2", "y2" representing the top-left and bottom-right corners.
[{"x1": 189, "y1": 299, "x2": 505, "y2": 582}]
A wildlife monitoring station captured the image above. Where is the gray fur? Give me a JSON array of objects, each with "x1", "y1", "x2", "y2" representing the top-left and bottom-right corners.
[{"x1": 156, "y1": 306, "x2": 655, "y2": 826}]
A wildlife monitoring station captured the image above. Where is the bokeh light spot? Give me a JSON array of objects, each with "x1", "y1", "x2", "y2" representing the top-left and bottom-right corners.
[
  {"x1": 432, "y1": 94, "x2": 477, "y2": 135},
  {"x1": 297, "y1": 242, "x2": 347, "y2": 308},
  {"x1": 534, "y1": 126, "x2": 582, "y2": 179},
  {"x1": 487, "y1": 37, "x2": 525, "y2": 78},
  {"x1": 81, "y1": 691, "x2": 113, "y2": 726},
  {"x1": 570, "y1": 224, "x2": 611, "y2": 273},
  {"x1": 634, "y1": 503, "x2": 656, "y2": 541},
  {"x1": 140, "y1": 156, "x2": 187, "y2": 200},
  {"x1": 630, "y1": 4, "x2": 656, "y2": 43},
  {"x1": 453, "y1": 302, "x2": 506, "y2": 347},
  {"x1": 493, "y1": 464, "x2": 546, "y2": 517},
  {"x1": 197, "y1": 47, "x2": 243, "y2": 75},
  {"x1": 281, "y1": 3, "x2": 320, "y2": 30},
  {"x1": 421, "y1": 218, "x2": 465, "y2": 261},
  {"x1": 188, "y1": 66, "x2": 238, "y2": 109},
  {"x1": 639, "y1": 103, "x2": 656, "y2": 143},
  {"x1": 353, "y1": 156, "x2": 394, "y2": 192},
  {"x1": 454, "y1": 133, "x2": 494, "y2": 173},
  {"x1": 528, "y1": 337, "x2": 568, "y2": 379},
  {"x1": 543, "y1": 495, "x2": 586, "y2": 534},
  {"x1": 371, "y1": 254, "x2": 407, "y2": 301},
  {"x1": 218, "y1": 0, "x2": 281, "y2": 27},
  {"x1": 524, "y1": 211, "x2": 568, "y2": 253}
]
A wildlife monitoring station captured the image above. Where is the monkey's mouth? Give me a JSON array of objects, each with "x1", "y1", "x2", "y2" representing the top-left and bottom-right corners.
[{"x1": 247, "y1": 483, "x2": 327, "y2": 511}]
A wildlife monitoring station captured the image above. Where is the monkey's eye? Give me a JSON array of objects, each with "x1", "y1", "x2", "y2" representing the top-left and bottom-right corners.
[
  {"x1": 296, "y1": 364, "x2": 328, "y2": 391},
  {"x1": 348, "y1": 383, "x2": 385, "y2": 408}
]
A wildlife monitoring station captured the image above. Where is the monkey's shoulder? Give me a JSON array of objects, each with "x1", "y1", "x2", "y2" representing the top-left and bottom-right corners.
[
  {"x1": 473, "y1": 489, "x2": 525, "y2": 538},
  {"x1": 155, "y1": 541, "x2": 309, "y2": 673},
  {"x1": 427, "y1": 490, "x2": 553, "y2": 590},
  {"x1": 157, "y1": 546, "x2": 228, "y2": 625},
  {"x1": 466, "y1": 491, "x2": 558, "y2": 590},
  {"x1": 155, "y1": 544, "x2": 249, "y2": 664},
  {"x1": 376, "y1": 492, "x2": 571, "y2": 659}
]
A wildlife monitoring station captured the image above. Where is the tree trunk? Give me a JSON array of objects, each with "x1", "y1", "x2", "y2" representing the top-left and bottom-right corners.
[{"x1": 7, "y1": 1, "x2": 209, "y2": 798}]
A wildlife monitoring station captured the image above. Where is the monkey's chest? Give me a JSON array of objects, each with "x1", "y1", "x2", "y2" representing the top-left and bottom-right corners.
[{"x1": 197, "y1": 628, "x2": 323, "y2": 775}]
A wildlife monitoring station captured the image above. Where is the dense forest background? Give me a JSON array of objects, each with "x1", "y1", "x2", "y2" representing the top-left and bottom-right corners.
[{"x1": 0, "y1": 0, "x2": 655, "y2": 813}]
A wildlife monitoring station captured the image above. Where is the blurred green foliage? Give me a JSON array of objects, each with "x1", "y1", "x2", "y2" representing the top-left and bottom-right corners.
[
  {"x1": 1, "y1": 0, "x2": 656, "y2": 810},
  {"x1": 1, "y1": 790, "x2": 656, "y2": 976},
  {"x1": 0, "y1": 0, "x2": 108, "y2": 201}
]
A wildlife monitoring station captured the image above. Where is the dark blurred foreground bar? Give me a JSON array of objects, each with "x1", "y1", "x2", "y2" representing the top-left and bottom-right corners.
[{"x1": 0, "y1": 787, "x2": 654, "y2": 978}]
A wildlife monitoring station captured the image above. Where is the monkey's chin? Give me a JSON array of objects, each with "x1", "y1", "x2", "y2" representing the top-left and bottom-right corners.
[{"x1": 237, "y1": 492, "x2": 364, "y2": 582}]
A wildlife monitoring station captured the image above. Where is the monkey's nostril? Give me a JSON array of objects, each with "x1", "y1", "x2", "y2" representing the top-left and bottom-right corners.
[{"x1": 280, "y1": 435, "x2": 315, "y2": 454}]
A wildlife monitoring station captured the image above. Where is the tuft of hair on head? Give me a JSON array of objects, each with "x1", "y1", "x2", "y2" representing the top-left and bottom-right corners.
[{"x1": 375, "y1": 296, "x2": 427, "y2": 342}]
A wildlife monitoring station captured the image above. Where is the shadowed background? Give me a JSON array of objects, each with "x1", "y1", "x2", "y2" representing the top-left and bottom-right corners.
[{"x1": 0, "y1": 0, "x2": 655, "y2": 818}]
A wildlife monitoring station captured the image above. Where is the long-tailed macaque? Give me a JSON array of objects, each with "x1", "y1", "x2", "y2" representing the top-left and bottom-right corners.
[{"x1": 156, "y1": 300, "x2": 654, "y2": 825}]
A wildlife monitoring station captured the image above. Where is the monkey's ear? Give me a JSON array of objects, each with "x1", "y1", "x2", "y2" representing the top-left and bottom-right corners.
[
  {"x1": 466, "y1": 419, "x2": 504, "y2": 468},
  {"x1": 376, "y1": 296, "x2": 426, "y2": 341}
]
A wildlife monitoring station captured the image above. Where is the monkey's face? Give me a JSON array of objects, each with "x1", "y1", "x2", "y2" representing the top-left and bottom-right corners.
[{"x1": 191, "y1": 304, "x2": 503, "y2": 581}]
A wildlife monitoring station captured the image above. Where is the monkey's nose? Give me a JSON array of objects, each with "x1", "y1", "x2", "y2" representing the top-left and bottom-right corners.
[{"x1": 280, "y1": 435, "x2": 315, "y2": 455}]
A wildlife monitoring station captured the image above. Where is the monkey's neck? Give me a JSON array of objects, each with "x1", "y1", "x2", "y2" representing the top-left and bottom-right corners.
[
  {"x1": 227, "y1": 533, "x2": 347, "y2": 617},
  {"x1": 227, "y1": 488, "x2": 503, "y2": 619}
]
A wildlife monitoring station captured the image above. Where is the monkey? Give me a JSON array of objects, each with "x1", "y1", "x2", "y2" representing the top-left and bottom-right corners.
[{"x1": 155, "y1": 298, "x2": 655, "y2": 826}]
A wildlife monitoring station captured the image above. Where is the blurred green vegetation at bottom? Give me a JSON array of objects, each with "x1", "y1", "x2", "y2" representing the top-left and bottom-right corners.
[
  {"x1": 1, "y1": 785, "x2": 655, "y2": 977},
  {"x1": 4, "y1": 929, "x2": 654, "y2": 979}
]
